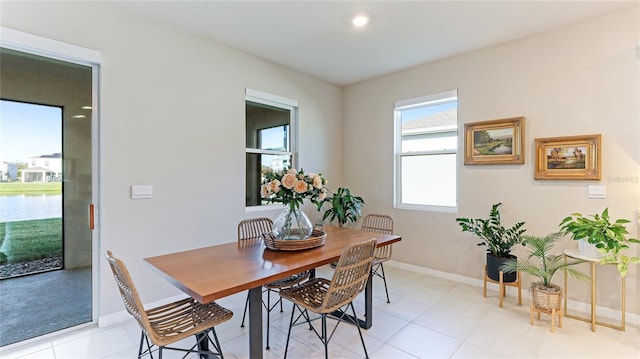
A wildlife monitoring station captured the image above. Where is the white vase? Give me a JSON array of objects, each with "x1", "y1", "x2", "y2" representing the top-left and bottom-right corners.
[
  {"x1": 273, "y1": 207, "x2": 312, "y2": 240},
  {"x1": 578, "y1": 238, "x2": 600, "y2": 257}
]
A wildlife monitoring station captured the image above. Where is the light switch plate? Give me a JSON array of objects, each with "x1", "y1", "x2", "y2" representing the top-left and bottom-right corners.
[
  {"x1": 587, "y1": 185, "x2": 606, "y2": 199},
  {"x1": 131, "y1": 185, "x2": 153, "y2": 199}
]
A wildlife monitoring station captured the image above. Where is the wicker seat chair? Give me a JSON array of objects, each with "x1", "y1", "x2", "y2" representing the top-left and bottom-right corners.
[
  {"x1": 361, "y1": 213, "x2": 394, "y2": 303},
  {"x1": 279, "y1": 238, "x2": 377, "y2": 359},
  {"x1": 237, "y1": 217, "x2": 311, "y2": 350},
  {"x1": 104, "y1": 251, "x2": 233, "y2": 359}
]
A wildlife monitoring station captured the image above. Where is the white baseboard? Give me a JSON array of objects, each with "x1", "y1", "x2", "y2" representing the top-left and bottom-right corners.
[{"x1": 386, "y1": 260, "x2": 640, "y2": 328}]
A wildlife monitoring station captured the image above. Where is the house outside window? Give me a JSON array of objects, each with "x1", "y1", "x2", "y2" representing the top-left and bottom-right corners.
[
  {"x1": 245, "y1": 89, "x2": 298, "y2": 207},
  {"x1": 394, "y1": 90, "x2": 458, "y2": 212}
]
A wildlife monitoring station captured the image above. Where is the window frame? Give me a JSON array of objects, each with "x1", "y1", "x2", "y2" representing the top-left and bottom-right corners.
[
  {"x1": 393, "y1": 89, "x2": 458, "y2": 213},
  {"x1": 245, "y1": 88, "x2": 298, "y2": 210}
]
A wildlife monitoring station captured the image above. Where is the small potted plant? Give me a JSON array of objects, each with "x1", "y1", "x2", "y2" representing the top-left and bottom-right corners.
[
  {"x1": 317, "y1": 187, "x2": 365, "y2": 227},
  {"x1": 560, "y1": 208, "x2": 640, "y2": 277},
  {"x1": 501, "y1": 232, "x2": 589, "y2": 331},
  {"x1": 456, "y1": 203, "x2": 526, "y2": 282}
]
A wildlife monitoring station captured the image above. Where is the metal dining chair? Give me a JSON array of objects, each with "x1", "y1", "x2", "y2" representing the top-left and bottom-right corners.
[
  {"x1": 361, "y1": 213, "x2": 394, "y2": 303},
  {"x1": 104, "y1": 251, "x2": 233, "y2": 359},
  {"x1": 279, "y1": 238, "x2": 377, "y2": 359},
  {"x1": 237, "y1": 217, "x2": 311, "y2": 350}
]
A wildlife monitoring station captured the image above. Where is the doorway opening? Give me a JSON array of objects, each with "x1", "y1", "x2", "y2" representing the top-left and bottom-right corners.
[
  {"x1": 0, "y1": 100, "x2": 63, "y2": 279},
  {"x1": 0, "y1": 47, "x2": 94, "y2": 346}
]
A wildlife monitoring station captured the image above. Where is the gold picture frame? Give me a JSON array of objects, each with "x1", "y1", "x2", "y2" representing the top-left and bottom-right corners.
[
  {"x1": 464, "y1": 116, "x2": 525, "y2": 165},
  {"x1": 534, "y1": 134, "x2": 601, "y2": 180}
]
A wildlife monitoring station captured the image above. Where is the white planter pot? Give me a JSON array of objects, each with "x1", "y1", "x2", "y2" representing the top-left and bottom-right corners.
[{"x1": 578, "y1": 239, "x2": 600, "y2": 258}]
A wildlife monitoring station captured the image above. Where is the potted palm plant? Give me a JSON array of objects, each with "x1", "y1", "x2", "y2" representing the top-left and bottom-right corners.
[
  {"x1": 456, "y1": 203, "x2": 526, "y2": 282},
  {"x1": 317, "y1": 187, "x2": 365, "y2": 227},
  {"x1": 560, "y1": 208, "x2": 640, "y2": 277},
  {"x1": 501, "y1": 232, "x2": 589, "y2": 331}
]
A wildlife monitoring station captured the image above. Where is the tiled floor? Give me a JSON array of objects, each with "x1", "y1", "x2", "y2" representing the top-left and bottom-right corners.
[{"x1": 1, "y1": 264, "x2": 639, "y2": 359}]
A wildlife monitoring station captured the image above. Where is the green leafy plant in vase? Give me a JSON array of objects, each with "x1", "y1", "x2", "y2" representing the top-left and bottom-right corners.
[
  {"x1": 456, "y1": 202, "x2": 526, "y2": 282},
  {"x1": 317, "y1": 187, "x2": 364, "y2": 227},
  {"x1": 560, "y1": 208, "x2": 640, "y2": 277},
  {"x1": 501, "y1": 232, "x2": 589, "y2": 321},
  {"x1": 501, "y1": 232, "x2": 589, "y2": 289}
]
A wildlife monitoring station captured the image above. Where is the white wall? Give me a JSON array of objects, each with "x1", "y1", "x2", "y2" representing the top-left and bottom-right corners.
[
  {"x1": 1, "y1": 2, "x2": 343, "y2": 316},
  {"x1": 343, "y1": 7, "x2": 640, "y2": 316}
]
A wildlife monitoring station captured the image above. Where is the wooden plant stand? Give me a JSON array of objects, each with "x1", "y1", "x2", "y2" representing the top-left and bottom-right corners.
[
  {"x1": 483, "y1": 265, "x2": 521, "y2": 308},
  {"x1": 530, "y1": 284, "x2": 563, "y2": 333}
]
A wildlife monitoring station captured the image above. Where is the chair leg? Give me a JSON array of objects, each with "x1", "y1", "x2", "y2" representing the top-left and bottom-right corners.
[
  {"x1": 138, "y1": 331, "x2": 154, "y2": 359},
  {"x1": 240, "y1": 292, "x2": 250, "y2": 328},
  {"x1": 283, "y1": 303, "x2": 297, "y2": 359},
  {"x1": 322, "y1": 314, "x2": 328, "y2": 359},
  {"x1": 266, "y1": 289, "x2": 271, "y2": 350},
  {"x1": 379, "y1": 263, "x2": 391, "y2": 303},
  {"x1": 208, "y1": 328, "x2": 225, "y2": 359},
  {"x1": 349, "y1": 302, "x2": 369, "y2": 359},
  {"x1": 138, "y1": 331, "x2": 144, "y2": 359}
]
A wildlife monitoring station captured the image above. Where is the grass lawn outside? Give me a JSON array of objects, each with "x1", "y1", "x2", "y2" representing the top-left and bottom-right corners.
[
  {"x1": 0, "y1": 182, "x2": 62, "y2": 195},
  {"x1": 0, "y1": 218, "x2": 62, "y2": 264}
]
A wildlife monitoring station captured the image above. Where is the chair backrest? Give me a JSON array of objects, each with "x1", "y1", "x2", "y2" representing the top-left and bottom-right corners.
[
  {"x1": 321, "y1": 238, "x2": 377, "y2": 313},
  {"x1": 361, "y1": 214, "x2": 393, "y2": 235},
  {"x1": 104, "y1": 251, "x2": 151, "y2": 334},
  {"x1": 362, "y1": 214, "x2": 393, "y2": 260},
  {"x1": 238, "y1": 217, "x2": 273, "y2": 244}
]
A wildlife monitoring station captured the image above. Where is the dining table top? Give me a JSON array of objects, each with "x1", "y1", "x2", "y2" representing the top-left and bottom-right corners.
[{"x1": 144, "y1": 225, "x2": 401, "y2": 304}]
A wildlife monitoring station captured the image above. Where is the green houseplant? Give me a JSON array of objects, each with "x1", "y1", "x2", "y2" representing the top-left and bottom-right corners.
[
  {"x1": 560, "y1": 208, "x2": 640, "y2": 277},
  {"x1": 501, "y1": 232, "x2": 589, "y2": 288},
  {"x1": 317, "y1": 187, "x2": 364, "y2": 227},
  {"x1": 501, "y1": 232, "x2": 589, "y2": 330},
  {"x1": 456, "y1": 203, "x2": 526, "y2": 282}
]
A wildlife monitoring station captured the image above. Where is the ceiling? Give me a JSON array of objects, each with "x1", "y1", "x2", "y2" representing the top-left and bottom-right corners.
[{"x1": 114, "y1": 1, "x2": 637, "y2": 86}]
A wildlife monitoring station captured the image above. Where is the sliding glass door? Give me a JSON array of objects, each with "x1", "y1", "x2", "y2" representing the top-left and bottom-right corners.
[{"x1": 0, "y1": 47, "x2": 95, "y2": 346}]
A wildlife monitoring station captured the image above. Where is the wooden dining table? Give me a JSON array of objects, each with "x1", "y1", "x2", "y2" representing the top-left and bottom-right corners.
[{"x1": 144, "y1": 225, "x2": 401, "y2": 359}]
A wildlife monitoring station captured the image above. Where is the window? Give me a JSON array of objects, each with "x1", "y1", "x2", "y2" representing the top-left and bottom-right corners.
[
  {"x1": 394, "y1": 90, "x2": 458, "y2": 211},
  {"x1": 245, "y1": 89, "x2": 298, "y2": 207}
]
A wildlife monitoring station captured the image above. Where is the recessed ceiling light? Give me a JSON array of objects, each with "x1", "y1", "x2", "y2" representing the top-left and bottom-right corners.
[
  {"x1": 82, "y1": 106, "x2": 92, "y2": 110},
  {"x1": 352, "y1": 15, "x2": 369, "y2": 27},
  {"x1": 72, "y1": 114, "x2": 86, "y2": 119}
]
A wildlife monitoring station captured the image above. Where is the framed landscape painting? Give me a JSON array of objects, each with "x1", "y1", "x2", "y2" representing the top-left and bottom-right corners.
[
  {"x1": 534, "y1": 134, "x2": 601, "y2": 180},
  {"x1": 464, "y1": 116, "x2": 525, "y2": 165}
]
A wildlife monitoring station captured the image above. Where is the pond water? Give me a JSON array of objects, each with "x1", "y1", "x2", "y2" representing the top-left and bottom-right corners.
[
  {"x1": 492, "y1": 144, "x2": 512, "y2": 154},
  {"x1": 0, "y1": 195, "x2": 62, "y2": 222}
]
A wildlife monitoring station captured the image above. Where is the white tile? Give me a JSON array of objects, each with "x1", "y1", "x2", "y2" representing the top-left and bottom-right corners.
[
  {"x1": 377, "y1": 297, "x2": 428, "y2": 322},
  {"x1": 52, "y1": 327, "x2": 136, "y2": 359},
  {"x1": 0, "y1": 341, "x2": 53, "y2": 359},
  {"x1": 13, "y1": 347, "x2": 56, "y2": 359},
  {"x1": 387, "y1": 323, "x2": 462, "y2": 358},
  {"x1": 450, "y1": 342, "x2": 511, "y2": 359},
  {"x1": 369, "y1": 343, "x2": 419, "y2": 359},
  {"x1": 362, "y1": 310, "x2": 409, "y2": 342}
]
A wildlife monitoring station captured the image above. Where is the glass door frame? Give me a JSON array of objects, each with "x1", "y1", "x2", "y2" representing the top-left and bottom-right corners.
[{"x1": 1, "y1": 27, "x2": 101, "y2": 329}]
